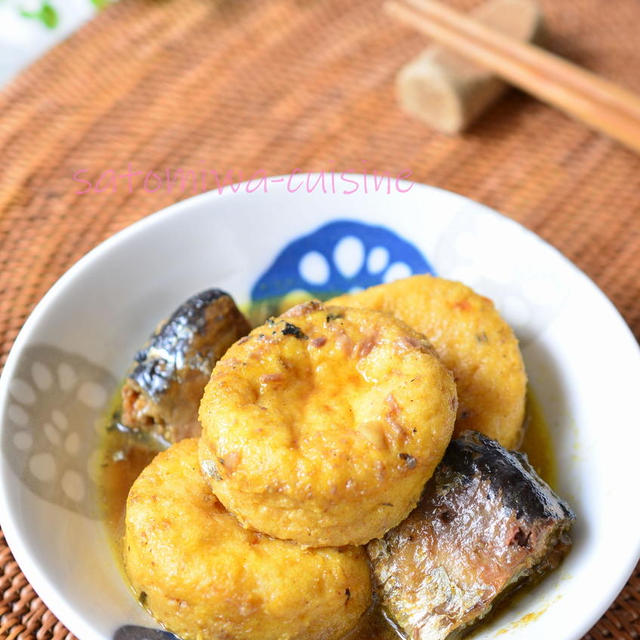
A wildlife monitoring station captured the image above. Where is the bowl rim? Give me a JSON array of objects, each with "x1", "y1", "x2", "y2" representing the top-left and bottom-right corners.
[{"x1": 1, "y1": 174, "x2": 639, "y2": 640}]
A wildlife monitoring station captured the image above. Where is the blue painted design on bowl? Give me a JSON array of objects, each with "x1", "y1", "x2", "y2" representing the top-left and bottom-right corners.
[{"x1": 250, "y1": 220, "x2": 433, "y2": 307}]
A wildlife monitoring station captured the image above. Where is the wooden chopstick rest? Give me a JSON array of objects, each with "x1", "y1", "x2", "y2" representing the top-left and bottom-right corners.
[{"x1": 397, "y1": 0, "x2": 543, "y2": 133}]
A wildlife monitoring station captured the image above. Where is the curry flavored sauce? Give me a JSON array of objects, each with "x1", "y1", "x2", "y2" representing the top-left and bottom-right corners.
[{"x1": 99, "y1": 389, "x2": 554, "y2": 640}]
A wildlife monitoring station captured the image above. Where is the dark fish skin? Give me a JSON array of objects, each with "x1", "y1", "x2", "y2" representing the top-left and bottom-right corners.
[
  {"x1": 367, "y1": 431, "x2": 575, "y2": 640},
  {"x1": 121, "y1": 289, "x2": 250, "y2": 443}
]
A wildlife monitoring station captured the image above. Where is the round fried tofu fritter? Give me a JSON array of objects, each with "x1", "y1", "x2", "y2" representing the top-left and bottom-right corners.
[
  {"x1": 331, "y1": 276, "x2": 527, "y2": 449},
  {"x1": 198, "y1": 301, "x2": 457, "y2": 547},
  {"x1": 124, "y1": 440, "x2": 371, "y2": 640}
]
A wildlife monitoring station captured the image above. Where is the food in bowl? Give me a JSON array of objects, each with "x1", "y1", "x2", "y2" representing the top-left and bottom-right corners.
[
  {"x1": 331, "y1": 275, "x2": 527, "y2": 449},
  {"x1": 124, "y1": 439, "x2": 371, "y2": 640},
  {"x1": 367, "y1": 431, "x2": 574, "y2": 640},
  {"x1": 121, "y1": 289, "x2": 250, "y2": 444},
  {"x1": 101, "y1": 275, "x2": 574, "y2": 640},
  {"x1": 198, "y1": 301, "x2": 457, "y2": 547}
]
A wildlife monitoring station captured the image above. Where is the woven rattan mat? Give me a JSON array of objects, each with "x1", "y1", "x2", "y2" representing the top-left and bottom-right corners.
[{"x1": 0, "y1": 0, "x2": 639, "y2": 638}]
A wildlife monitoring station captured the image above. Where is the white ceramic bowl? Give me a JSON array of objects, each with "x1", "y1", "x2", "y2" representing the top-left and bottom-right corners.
[{"x1": 1, "y1": 176, "x2": 639, "y2": 640}]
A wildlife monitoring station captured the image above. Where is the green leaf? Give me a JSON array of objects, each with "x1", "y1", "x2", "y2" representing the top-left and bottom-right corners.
[
  {"x1": 90, "y1": 0, "x2": 110, "y2": 8},
  {"x1": 20, "y1": 1, "x2": 59, "y2": 28},
  {"x1": 40, "y1": 2, "x2": 58, "y2": 27}
]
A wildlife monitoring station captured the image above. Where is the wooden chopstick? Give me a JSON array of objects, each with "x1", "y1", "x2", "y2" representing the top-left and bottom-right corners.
[{"x1": 385, "y1": 0, "x2": 640, "y2": 153}]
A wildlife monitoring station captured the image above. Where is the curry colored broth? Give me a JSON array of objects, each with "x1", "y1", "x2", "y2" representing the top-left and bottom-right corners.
[
  {"x1": 99, "y1": 388, "x2": 555, "y2": 640},
  {"x1": 520, "y1": 392, "x2": 557, "y2": 489}
]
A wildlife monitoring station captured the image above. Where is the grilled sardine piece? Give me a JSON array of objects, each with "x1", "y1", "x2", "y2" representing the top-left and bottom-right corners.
[
  {"x1": 121, "y1": 289, "x2": 250, "y2": 443},
  {"x1": 367, "y1": 431, "x2": 575, "y2": 640}
]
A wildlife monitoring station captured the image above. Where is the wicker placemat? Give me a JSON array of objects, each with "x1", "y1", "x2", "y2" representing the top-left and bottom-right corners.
[{"x1": 0, "y1": 0, "x2": 639, "y2": 638}]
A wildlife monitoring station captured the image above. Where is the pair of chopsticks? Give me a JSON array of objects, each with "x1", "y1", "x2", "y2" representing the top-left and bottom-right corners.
[{"x1": 385, "y1": 0, "x2": 640, "y2": 154}]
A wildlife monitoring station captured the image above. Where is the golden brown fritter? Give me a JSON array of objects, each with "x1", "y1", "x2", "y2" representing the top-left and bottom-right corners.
[
  {"x1": 198, "y1": 301, "x2": 457, "y2": 547},
  {"x1": 124, "y1": 439, "x2": 371, "y2": 640},
  {"x1": 331, "y1": 275, "x2": 527, "y2": 449}
]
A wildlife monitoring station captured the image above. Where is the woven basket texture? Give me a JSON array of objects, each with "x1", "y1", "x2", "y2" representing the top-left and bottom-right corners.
[{"x1": 0, "y1": 0, "x2": 638, "y2": 638}]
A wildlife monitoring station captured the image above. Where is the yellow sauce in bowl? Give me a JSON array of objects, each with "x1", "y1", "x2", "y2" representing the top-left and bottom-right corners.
[
  {"x1": 98, "y1": 388, "x2": 555, "y2": 640},
  {"x1": 97, "y1": 288, "x2": 557, "y2": 639}
]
